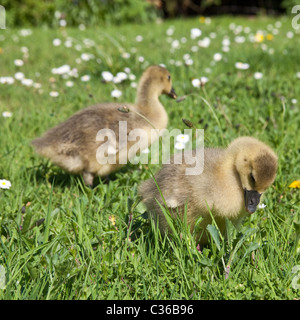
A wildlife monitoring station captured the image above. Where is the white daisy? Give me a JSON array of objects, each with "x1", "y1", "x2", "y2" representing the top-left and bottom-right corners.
[
  {"x1": 122, "y1": 52, "x2": 130, "y2": 59},
  {"x1": 176, "y1": 134, "x2": 190, "y2": 144},
  {"x1": 33, "y1": 82, "x2": 42, "y2": 89},
  {"x1": 2, "y1": 111, "x2": 12, "y2": 118},
  {"x1": 235, "y1": 62, "x2": 250, "y2": 70},
  {"x1": 59, "y1": 19, "x2": 67, "y2": 27},
  {"x1": 254, "y1": 72, "x2": 263, "y2": 79},
  {"x1": 222, "y1": 38, "x2": 230, "y2": 46},
  {"x1": 185, "y1": 58, "x2": 193, "y2": 66},
  {"x1": 0, "y1": 77, "x2": 14, "y2": 84},
  {"x1": 135, "y1": 35, "x2": 143, "y2": 42},
  {"x1": 129, "y1": 74, "x2": 136, "y2": 81},
  {"x1": 111, "y1": 89, "x2": 122, "y2": 98},
  {"x1": 65, "y1": 81, "x2": 74, "y2": 87},
  {"x1": 19, "y1": 29, "x2": 32, "y2": 37},
  {"x1": 80, "y1": 75, "x2": 90, "y2": 82},
  {"x1": 102, "y1": 71, "x2": 114, "y2": 82},
  {"x1": 14, "y1": 72, "x2": 25, "y2": 80},
  {"x1": 192, "y1": 77, "x2": 208, "y2": 87},
  {"x1": 174, "y1": 142, "x2": 185, "y2": 150},
  {"x1": 166, "y1": 26, "x2": 175, "y2": 36},
  {"x1": 235, "y1": 36, "x2": 246, "y2": 43},
  {"x1": 20, "y1": 46, "x2": 29, "y2": 54},
  {"x1": 81, "y1": 53, "x2": 91, "y2": 61},
  {"x1": 69, "y1": 68, "x2": 78, "y2": 78},
  {"x1": 171, "y1": 40, "x2": 180, "y2": 49},
  {"x1": 198, "y1": 37, "x2": 211, "y2": 48},
  {"x1": 192, "y1": 78, "x2": 201, "y2": 87},
  {"x1": 258, "y1": 203, "x2": 266, "y2": 209},
  {"x1": 14, "y1": 59, "x2": 24, "y2": 67},
  {"x1": 21, "y1": 78, "x2": 33, "y2": 86},
  {"x1": 0, "y1": 179, "x2": 11, "y2": 189},
  {"x1": 78, "y1": 24, "x2": 86, "y2": 31},
  {"x1": 213, "y1": 53, "x2": 222, "y2": 61},
  {"x1": 64, "y1": 39, "x2": 72, "y2": 48},
  {"x1": 51, "y1": 64, "x2": 71, "y2": 75},
  {"x1": 49, "y1": 91, "x2": 59, "y2": 97},
  {"x1": 190, "y1": 28, "x2": 202, "y2": 39},
  {"x1": 52, "y1": 38, "x2": 62, "y2": 46},
  {"x1": 114, "y1": 72, "x2": 127, "y2": 83}
]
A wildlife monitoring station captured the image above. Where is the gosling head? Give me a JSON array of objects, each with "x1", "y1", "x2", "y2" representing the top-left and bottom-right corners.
[
  {"x1": 139, "y1": 65, "x2": 177, "y2": 99},
  {"x1": 229, "y1": 137, "x2": 278, "y2": 214}
]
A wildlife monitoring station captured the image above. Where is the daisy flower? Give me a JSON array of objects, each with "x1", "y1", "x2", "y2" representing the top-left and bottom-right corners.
[
  {"x1": 171, "y1": 40, "x2": 180, "y2": 49},
  {"x1": 52, "y1": 38, "x2": 62, "y2": 46},
  {"x1": 190, "y1": 28, "x2": 202, "y2": 39},
  {"x1": 254, "y1": 72, "x2": 263, "y2": 79},
  {"x1": 81, "y1": 53, "x2": 91, "y2": 61},
  {"x1": 14, "y1": 72, "x2": 25, "y2": 80},
  {"x1": 111, "y1": 89, "x2": 122, "y2": 98},
  {"x1": 51, "y1": 64, "x2": 71, "y2": 75},
  {"x1": 213, "y1": 53, "x2": 222, "y2": 61},
  {"x1": 185, "y1": 58, "x2": 193, "y2": 66},
  {"x1": 65, "y1": 81, "x2": 74, "y2": 87},
  {"x1": 192, "y1": 77, "x2": 208, "y2": 88},
  {"x1": 122, "y1": 52, "x2": 130, "y2": 59},
  {"x1": 192, "y1": 78, "x2": 201, "y2": 87},
  {"x1": 14, "y1": 59, "x2": 24, "y2": 67},
  {"x1": 0, "y1": 77, "x2": 14, "y2": 84},
  {"x1": 102, "y1": 71, "x2": 114, "y2": 82},
  {"x1": 174, "y1": 142, "x2": 185, "y2": 150},
  {"x1": 80, "y1": 75, "x2": 90, "y2": 82},
  {"x1": 235, "y1": 62, "x2": 250, "y2": 70},
  {"x1": 0, "y1": 179, "x2": 11, "y2": 189},
  {"x1": 21, "y1": 78, "x2": 34, "y2": 86},
  {"x1": 198, "y1": 38, "x2": 211, "y2": 48},
  {"x1": 2, "y1": 111, "x2": 12, "y2": 118},
  {"x1": 59, "y1": 19, "x2": 67, "y2": 27},
  {"x1": 258, "y1": 203, "x2": 266, "y2": 209},
  {"x1": 135, "y1": 35, "x2": 143, "y2": 42},
  {"x1": 113, "y1": 72, "x2": 127, "y2": 84},
  {"x1": 176, "y1": 134, "x2": 190, "y2": 144},
  {"x1": 49, "y1": 91, "x2": 59, "y2": 97}
]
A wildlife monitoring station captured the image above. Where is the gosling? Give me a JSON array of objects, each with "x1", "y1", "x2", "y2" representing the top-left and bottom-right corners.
[
  {"x1": 139, "y1": 136, "x2": 278, "y2": 244},
  {"x1": 32, "y1": 65, "x2": 177, "y2": 186}
]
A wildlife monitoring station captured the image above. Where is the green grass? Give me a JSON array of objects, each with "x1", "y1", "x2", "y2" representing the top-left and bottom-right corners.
[{"x1": 0, "y1": 15, "x2": 300, "y2": 299}]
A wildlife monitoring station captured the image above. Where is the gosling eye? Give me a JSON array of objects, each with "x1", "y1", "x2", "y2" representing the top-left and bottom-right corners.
[
  {"x1": 250, "y1": 172, "x2": 256, "y2": 185},
  {"x1": 167, "y1": 75, "x2": 171, "y2": 81}
]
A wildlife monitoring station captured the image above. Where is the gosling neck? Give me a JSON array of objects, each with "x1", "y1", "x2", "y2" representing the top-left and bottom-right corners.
[
  {"x1": 136, "y1": 82, "x2": 163, "y2": 112},
  {"x1": 216, "y1": 149, "x2": 239, "y2": 183}
]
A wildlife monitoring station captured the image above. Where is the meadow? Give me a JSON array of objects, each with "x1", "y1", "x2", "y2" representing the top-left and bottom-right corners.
[{"x1": 0, "y1": 15, "x2": 300, "y2": 300}]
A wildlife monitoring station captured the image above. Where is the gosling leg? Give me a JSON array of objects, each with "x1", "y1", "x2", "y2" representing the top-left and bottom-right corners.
[{"x1": 82, "y1": 171, "x2": 95, "y2": 187}]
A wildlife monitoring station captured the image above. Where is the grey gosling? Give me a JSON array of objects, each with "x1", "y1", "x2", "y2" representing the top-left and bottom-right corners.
[{"x1": 32, "y1": 65, "x2": 177, "y2": 186}]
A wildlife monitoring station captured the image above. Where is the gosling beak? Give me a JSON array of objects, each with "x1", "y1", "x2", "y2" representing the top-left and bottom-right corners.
[
  {"x1": 168, "y1": 87, "x2": 177, "y2": 99},
  {"x1": 244, "y1": 189, "x2": 262, "y2": 214}
]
